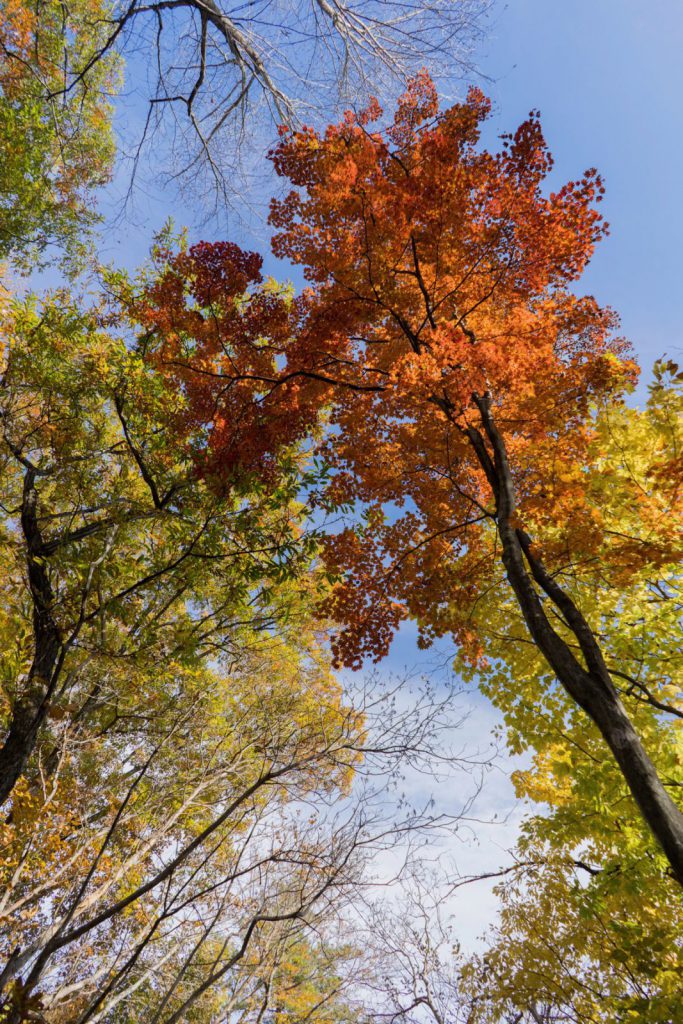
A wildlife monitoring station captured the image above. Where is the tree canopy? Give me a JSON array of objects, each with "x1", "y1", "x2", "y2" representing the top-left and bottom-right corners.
[
  {"x1": 0, "y1": 8, "x2": 681, "y2": 1021},
  {"x1": 136, "y1": 76, "x2": 683, "y2": 885},
  {"x1": 0, "y1": 0, "x2": 118, "y2": 270},
  {"x1": 0, "y1": 282, "x2": 473, "y2": 1020}
]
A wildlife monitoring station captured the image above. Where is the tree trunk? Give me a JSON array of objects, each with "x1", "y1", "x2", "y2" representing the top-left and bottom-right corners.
[
  {"x1": 0, "y1": 695, "x2": 56, "y2": 806},
  {"x1": 470, "y1": 392, "x2": 683, "y2": 888},
  {"x1": 0, "y1": 469, "x2": 63, "y2": 806}
]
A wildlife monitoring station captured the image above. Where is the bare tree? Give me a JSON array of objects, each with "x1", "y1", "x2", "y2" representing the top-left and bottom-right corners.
[
  {"x1": 48, "y1": 0, "x2": 492, "y2": 209},
  {"x1": 0, "y1": 668, "x2": 488, "y2": 1022},
  {"x1": 345, "y1": 867, "x2": 578, "y2": 1024}
]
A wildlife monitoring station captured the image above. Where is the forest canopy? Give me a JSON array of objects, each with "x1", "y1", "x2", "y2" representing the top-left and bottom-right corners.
[{"x1": 0, "y1": 2, "x2": 681, "y2": 1022}]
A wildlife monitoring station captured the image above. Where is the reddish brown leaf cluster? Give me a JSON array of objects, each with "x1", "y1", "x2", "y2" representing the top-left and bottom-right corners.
[{"x1": 136, "y1": 242, "x2": 307, "y2": 482}]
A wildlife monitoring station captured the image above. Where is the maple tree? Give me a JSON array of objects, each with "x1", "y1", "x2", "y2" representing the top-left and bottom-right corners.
[{"x1": 138, "y1": 75, "x2": 683, "y2": 886}]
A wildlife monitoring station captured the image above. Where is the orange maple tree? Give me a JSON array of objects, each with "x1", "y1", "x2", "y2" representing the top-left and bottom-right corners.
[{"x1": 136, "y1": 75, "x2": 683, "y2": 886}]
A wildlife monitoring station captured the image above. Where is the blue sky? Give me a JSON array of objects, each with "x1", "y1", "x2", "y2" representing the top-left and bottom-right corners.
[{"x1": 475, "y1": 0, "x2": 683, "y2": 376}]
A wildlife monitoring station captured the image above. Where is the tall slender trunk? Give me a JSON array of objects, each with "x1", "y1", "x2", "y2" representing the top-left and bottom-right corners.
[
  {"x1": 0, "y1": 468, "x2": 63, "y2": 806},
  {"x1": 468, "y1": 391, "x2": 683, "y2": 888}
]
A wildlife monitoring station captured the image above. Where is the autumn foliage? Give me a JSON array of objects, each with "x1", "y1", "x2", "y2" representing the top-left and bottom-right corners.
[
  {"x1": 136, "y1": 239, "x2": 303, "y2": 482},
  {"x1": 133, "y1": 74, "x2": 683, "y2": 893},
  {"x1": 140, "y1": 73, "x2": 646, "y2": 665},
  {"x1": 0, "y1": 0, "x2": 117, "y2": 268},
  {"x1": 1, "y1": 25, "x2": 682, "y2": 1016}
]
